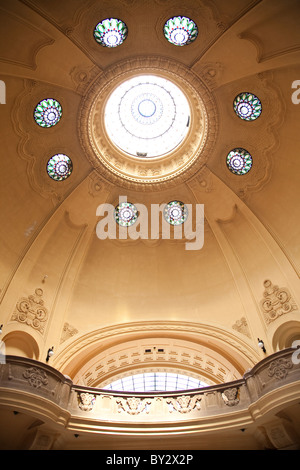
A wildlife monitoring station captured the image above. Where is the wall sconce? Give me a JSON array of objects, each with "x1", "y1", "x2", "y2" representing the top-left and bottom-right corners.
[
  {"x1": 42, "y1": 275, "x2": 48, "y2": 284},
  {"x1": 0, "y1": 325, "x2": 3, "y2": 334},
  {"x1": 258, "y1": 338, "x2": 266, "y2": 353},
  {"x1": 46, "y1": 346, "x2": 54, "y2": 362}
]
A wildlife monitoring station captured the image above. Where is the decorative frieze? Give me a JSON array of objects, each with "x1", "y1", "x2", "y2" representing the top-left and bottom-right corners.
[
  {"x1": 116, "y1": 396, "x2": 152, "y2": 415},
  {"x1": 60, "y1": 322, "x2": 78, "y2": 344},
  {"x1": 268, "y1": 358, "x2": 293, "y2": 380},
  {"x1": 166, "y1": 394, "x2": 202, "y2": 413},
  {"x1": 260, "y1": 280, "x2": 297, "y2": 324},
  {"x1": 232, "y1": 317, "x2": 251, "y2": 338},
  {"x1": 11, "y1": 288, "x2": 48, "y2": 334},
  {"x1": 221, "y1": 387, "x2": 240, "y2": 407},
  {"x1": 78, "y1": 392, "x2": 96, "y2": 411},
  {"x1": 23, "y1": 367, "x2": 48, "y2": 388}
]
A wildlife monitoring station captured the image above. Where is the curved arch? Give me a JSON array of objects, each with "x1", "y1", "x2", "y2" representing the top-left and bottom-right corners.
[
  {"x1": 53, "y1": 321, "x2": 259, "y2": 384},
  {"x1": 272, "y1": 320, "x2": 300, "y2": 351},
  {"x1": 2, "y1": 331, "x2": 40, "y2": 360}
]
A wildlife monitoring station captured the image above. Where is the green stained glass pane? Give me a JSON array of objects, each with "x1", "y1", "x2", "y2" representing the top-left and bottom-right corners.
[
  {"x1": 226, "y1": 148, "x2": 253, "y2": 175},
  {"x1": 233, "y1": 92, "x2": 262, "y2": 121},
  {"x1": 94, "y1": 18, "x2": 128, "y2": 48},
  {"x1": 34, "y1": 98, "x2": 62, "y2": 127},
  {"x1": 164, "y1": 16, "x2": 198, "y2": 46},
  {"x1": 47, "y1": 154, "x2": 73, "y2": 181},
  {"x1": 164, "y1": 201, "x2": 188, "y2": 225}
]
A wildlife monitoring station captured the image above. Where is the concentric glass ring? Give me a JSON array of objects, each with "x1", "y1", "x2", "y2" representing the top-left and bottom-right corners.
[
  {"x1": 94, "y1": 18, "x2": 128, "y2": 48},
  {"x1": 164, "y1": 16, "x2": 198, "y2": 46},
  {"x1": 114, "y1": 202, "x2": 138, "y2": 227},
  {"x1": 34, "y1": 98, "x2": 62, "y2": 127},
  {"x1": 226, "y1": 148, "x2": 253, "y2": 175},
  {"x1": 47, "y1": 154, "x2": 73, "y2": 181},
  {"x1": 164, "y1": 201, "x2": 188, "y2": 225},
  {"x1": 233, "y1": 92, "x2": 262, "y2": 121}
]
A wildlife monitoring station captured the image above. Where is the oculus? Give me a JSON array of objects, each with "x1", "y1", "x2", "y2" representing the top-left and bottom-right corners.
[
  {"x1": 226, "y1": 148, "x2": 253, "y2": 175},
  {"x1": 47, "y1": 154, "x2": 73, "y2": 181},
  {"x1": 163, "y1": 16, "x2": 198, "y2": 46},
  {"x1": 104, "y1": 75, "x2": 190, "y2": 158},
  {"x1": 114, "y1": 202, "x2": 138, "y2": 227},
  {"x1": 94, "y1": 18, "x2": 128, "y2": 48},
  {"x1": 164, "y1": 201, "x2": 188, "y2": 225},
  {"x1": 34, "y1": 98, "x2": 62, "y2": 127},
  {"x1": 233, "y1": 92, "x2": 262, "y2": 121}
]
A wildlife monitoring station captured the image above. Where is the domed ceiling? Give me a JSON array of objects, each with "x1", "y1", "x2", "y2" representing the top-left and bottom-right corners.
[{"x1": 0, "y1": 0, "x2": 300, "y2": 384}]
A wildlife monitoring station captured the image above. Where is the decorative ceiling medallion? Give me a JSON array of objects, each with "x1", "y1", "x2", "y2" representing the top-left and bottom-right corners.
[
  {"x1": 114, "y1": 202, "x2": 138, "y2": 226},
  {"x1": 164, "y1": 201, "x2": 188, "y2": 225},
  {"x1": 233, "y1": 92, "x2": 262, "y2": 121},
  {"x1": 34, "y1": 98, "x2": 62, "y2": 127},
  {"x1": 104, "y1": 75, "x2": 190, "y2": 158},
  {"x1": 226, "y1": 148, "x2": 252, "y2": 175},
  {"x1": 94, "y1": 18, "x2": 128, "y2": 48},
  {"x1": 78, "y1": 57, "x2": 218, "y2": 191},
  {"x1": 47, "y1": 154, "x2": 73, "y2": 181},
  {"x1": 164, "y1": 16, "x2": 198, "y2": 46}
]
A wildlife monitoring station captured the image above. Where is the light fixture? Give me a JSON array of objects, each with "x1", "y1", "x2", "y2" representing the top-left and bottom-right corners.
[
  {"x1": 0, "y1": 324, "x2": 3, "y2": 334},
  {"x1": 46, "y1": 346, "x2": 54, "y2": 362},
  {"x1": 258, "y1": 338, "x2": 266, "y2": 353}
]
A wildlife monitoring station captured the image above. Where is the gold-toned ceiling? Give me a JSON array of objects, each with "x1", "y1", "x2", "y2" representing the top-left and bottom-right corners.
[{"x1": 0, "y1": 0, "x2": 300, "y2": 386}]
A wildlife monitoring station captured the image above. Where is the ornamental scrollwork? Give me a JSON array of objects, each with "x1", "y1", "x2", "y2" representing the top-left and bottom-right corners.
[
  {"x1": 166, "y1": 394, "x2": 202, "y2": 413},
  {"x1": 23, "y1": 367, "x2": 48, "y2": 388},
  {"x1": 11, "y1": 288, "x2": 49, "y2": 334},
  {"x1": 268, "y1": 358, "x2": 293, "y2": 380},
  {"x1": 116, "y1": 396, "x2": 152, "y2": 415},
  {"x1": 221, "y1": 387, "x2": 240, "y2": 407},
  {"x1": 260, "y1": 280, "x2": 297, "y2": 324}
]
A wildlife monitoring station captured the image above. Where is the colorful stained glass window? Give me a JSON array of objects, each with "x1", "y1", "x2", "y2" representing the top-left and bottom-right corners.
[
  {"x1": 226, "y1": 148, "x2": 253, "y2": 175},
  {"x1": 164, "y1": 201, "x2": 188, "y2": 225},
  {"x1": 233, "y1": 92, "x2": 262, "y2": 121},
  {"x1": 164, "y1": 16, "x2": 198, "y2": 46},
  {"x1": 47, "y1": 154, "x2": 73, "y2": 181},
  {"x1": 34, "y1": 98, "x2": 62, "y2": 127},
  {"x1": 94, "y1": 18, "x2": 128, "y2": 48},
  {"x1": 114, "y1": 202, "x2": 138, "y2": 227}
]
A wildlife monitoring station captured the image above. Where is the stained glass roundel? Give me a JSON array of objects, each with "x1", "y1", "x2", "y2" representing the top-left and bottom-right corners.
[
  {"x1": 114, "y1": 202, "x2": 138, "y2": 227},
  {"x1": 47, "y1": 154, "x2": 73, "y2": 181},
  {"x1": 105, "y1": 75, "x2": 190, "y2": 158},
  {"x1": 164, "y1": 201, "x2": 188, "y2": 225},
  {"x1": 94, "y1": 18, "x2": 128, "y2": 48},
  {"x1": 34, "y1": 98, "x2": 62, "y2": 127},
  {"x1": 226, "y1": 148, "x2": 252, "y2": 175},
  {"x1": 233, "y1": 92, "x2": 262, "y2": 121},
  {"x1": 164, "y1": 16, "x2": 198, "y2": 46}
]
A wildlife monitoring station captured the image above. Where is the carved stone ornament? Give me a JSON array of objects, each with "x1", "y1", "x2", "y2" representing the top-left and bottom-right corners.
[
  {"x1": 232, "y1": 317, "x2": 251, "y2": 338},
  {"x1": 23, "y1": 367, "x2": 48, "y2": 388},
  {"x1": 11, "y1": 288, "x2": 48, "y2": 334},
  {"x1": 268, "y1": 358, "x2": 293, "y2": 380},
  {"x1": 78, "y1": 392, "x2": 96, "y2": 411},
  {"x1": 60, "y1": 322, "x2": 78, "y2": 344},
  {"x1": 260, "y1": 280, "x2": 298, "y2": 324},
  {"x1": 166, "y1": 394, "x2": 202, "y2": 413},
  {"x1": 116, "y1": 396, "x2": 152, "y2": 415},
  {"x1": 221, "y1": 387, "x2": 240, "y2": 407}
]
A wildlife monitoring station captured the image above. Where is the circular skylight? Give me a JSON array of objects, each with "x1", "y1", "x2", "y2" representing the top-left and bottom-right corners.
[
  {"x1": 34, "y1": 98, "x2": 62, "y2": 127},
  {"x1": 114, "y1": 202, "x2": 138, "y2": 226},
  {"x1": 103, "y1": 372, "x2": 208, "y2": 392},
  {"x1": 94, "y1": 18, "x2": 128, "y2": 48},
  {"x1": 226, "y1": 148, "x2": 253, "y2": 175},
  {"x1": 164, "y1": 201, "x2": 188, "y2": 225},
  {"x1": 104, "y1": 75, "x2": 190, "y2": 158},
  {"x1": 164, "y1": 16, "x2": 198, "y2": 46},
  {"x1": 233, "y1": 92, "x2": 262, "y2": 121},
  {"x1": 47, "y1": 154, "x2": 72, "y2": 181}
]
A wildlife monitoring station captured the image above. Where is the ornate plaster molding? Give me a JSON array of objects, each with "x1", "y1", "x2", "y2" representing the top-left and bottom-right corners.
[{"x1": 78, "y1": 56, "x2": 218, "y2": 191}]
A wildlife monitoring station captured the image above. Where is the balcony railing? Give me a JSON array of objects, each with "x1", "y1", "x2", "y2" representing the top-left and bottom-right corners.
[{"x1": 0, "y1": 348, "x2": 299, "y2": 436}]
